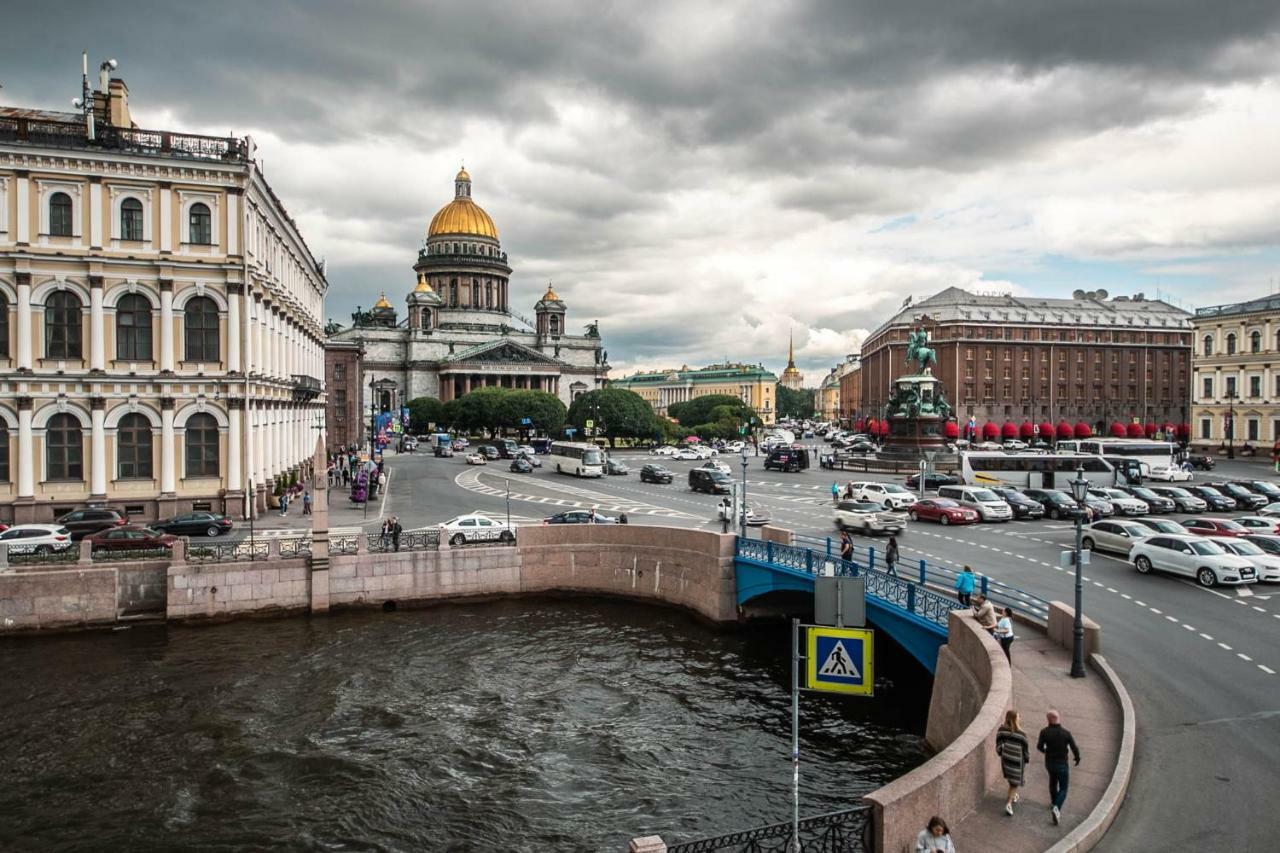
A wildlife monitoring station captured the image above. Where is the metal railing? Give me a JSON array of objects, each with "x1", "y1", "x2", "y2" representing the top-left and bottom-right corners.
[
  {"x1": 91, "y1": 547, "x2": 172, "y2": 563},
  {"x1": 277, "y1": 537, "x2": 313, "y2": 559},
  {"x1": 368, "y1": 529, "x2": 441, "y2": 553},
  {"x1": 794, "y1": 534, "x2": 1050, "y2": 623},
  {"x1": 329, "y1": 535, "x2": 360, "y2": 555},
  {"x1": 0, "y1": 116, "x2": 248, "y2": 162},
  {"x1": 667, "y1": 805, "x2": 871, "y2": 853},
  {"x1": 7, "y1": 548, "x2": 79, "y2": 566},
  {"x1": 187, "y1": 540, "x2": 271, "y2": 563}
]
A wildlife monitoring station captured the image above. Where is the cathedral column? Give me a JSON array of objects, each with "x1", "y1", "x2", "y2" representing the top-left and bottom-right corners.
[
  {"x1": 17, "y1": 396, "x2": 34, "y2": 498},
  {"x1": 263, "y1": 404, "x2": 275, "y2": 480},
  {"x1": 463, "y1": 375, "x2": 472, "y2": 395}
]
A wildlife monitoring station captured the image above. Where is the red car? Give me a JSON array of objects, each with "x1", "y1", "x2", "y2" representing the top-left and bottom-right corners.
[
  {"x1": 1181, "y1": 518, "x2": 1249, "y2": 538},
  {"x1": 86, "y1": 525, "x2": 177, "y2": 551},
  {"x1": 908, "y1": 498, "x2": 980, "y2": 525}
]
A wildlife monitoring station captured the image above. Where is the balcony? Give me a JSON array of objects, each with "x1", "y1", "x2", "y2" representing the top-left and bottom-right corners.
[
  {"x1": 0, "y1": 115, "x2": 248, "y2": 163},
  {"x1": 292, "y1": 374, "x2": 322, "y2": 402}
]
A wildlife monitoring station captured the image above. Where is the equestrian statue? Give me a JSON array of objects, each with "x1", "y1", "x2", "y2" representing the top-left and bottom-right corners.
[{"x1": 905, "y1": 328, "x2": 938, "y2": 373}]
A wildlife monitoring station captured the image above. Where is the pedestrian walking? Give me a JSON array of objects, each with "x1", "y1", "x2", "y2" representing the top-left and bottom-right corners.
[
  {"x1": 278, "y1": 492, "x2": 288, "y2": 517},
  {"x1": 844, "y1": 481, "x2": 855, "y2": 499},
  {"x1": 914, "y1": 816, "x2": 955, "y2": 852},
  {"x1": 302, "y1": 492, "x2": 312, "y2": 516},
  {"x1": 380, "y1": 518, "x2": 392, "y2": 550},
  {"x1": 839, "y1": 531, "x2": 854, "y2": 564},
  {"x1": 994, "y1": 606, "x2": 1015, "y2": 660},
  {"x1": 885, "y1": 535, "x2": 899, "y2": 577},
  {"x1": 391, "y1": 516, "x2": 403, "y2": 551},
  {"x1": 997, "y1": 709, "x2": 1030, "y2": 816},
  {"x1": 954, "y1": 565, "x2": 976, "y2": 606},
  {"x1": 1037, "y1": 709, "x2": 1082, "y2": 826},
  {"x1": 378, "y1": 471, "x2": 387, "y2": 492},
  {"x1": 972, "y1": 593, "x2": 998, "y2": 633},
  {"x1": 831, "y1": 482, "x2": 840, "y2": 505}
]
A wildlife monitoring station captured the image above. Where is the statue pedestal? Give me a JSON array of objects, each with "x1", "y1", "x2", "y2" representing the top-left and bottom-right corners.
[{"x1": 880, "y1": 372, "x2": 951, "y2": 460}]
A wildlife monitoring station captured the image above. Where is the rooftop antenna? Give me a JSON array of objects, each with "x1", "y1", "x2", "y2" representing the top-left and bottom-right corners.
[{"x1": 73, "y1": 51, "x2": 94, "y2": 141}]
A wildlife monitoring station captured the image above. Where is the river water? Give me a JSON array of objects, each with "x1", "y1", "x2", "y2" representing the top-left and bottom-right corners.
[{"x1": 0, "y1": 599, "x2": 929, "y2": 852}]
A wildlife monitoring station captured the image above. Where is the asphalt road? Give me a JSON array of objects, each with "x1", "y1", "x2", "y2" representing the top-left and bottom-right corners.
[{"x1": 374, "y1": 445, "x2": 1277, "y2": 850}]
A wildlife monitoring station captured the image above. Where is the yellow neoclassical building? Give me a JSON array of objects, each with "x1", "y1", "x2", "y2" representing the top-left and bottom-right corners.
[
  {"x1": 611, "y1": 362, "x2": 778, "y2": 424},
  {"x1": 0, "y1": 72, "x2": 326, "y2": 523}
]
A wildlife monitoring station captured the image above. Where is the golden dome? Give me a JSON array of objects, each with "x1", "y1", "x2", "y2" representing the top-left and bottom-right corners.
[
  {"x1": 414, "y1": 272, "x2": 431, "y2": 293},
  {"x1": 373, "y1": 292, "x2": 392, "y2": 309},
  {"x1": 542, "y1": 283, "x2": 560, "y2": 302},
  {"x1": 428, "y1": 168, "x2": 499, "y2": 239}
]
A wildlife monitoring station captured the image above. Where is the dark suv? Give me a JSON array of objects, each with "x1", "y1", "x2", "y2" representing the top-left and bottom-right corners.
[
  {"x1": 989, "y1": 487, "x2": 1046, "y2": 519},
  {"x1": 689, "y1": 468, "x2": 733, "y2": 495},
  {"x1": 56, "y1": 507, "x2": 128, "y2": 541},
  {"x1": 1022, "y1": 489, "x2": 1087, "y2": 520},
  {"x1": 640, "y1": 464, "x2": 673, "y2": 484},
  {"x1": 1208, "y1": 482, "x2": 1267, "y2": 510}
]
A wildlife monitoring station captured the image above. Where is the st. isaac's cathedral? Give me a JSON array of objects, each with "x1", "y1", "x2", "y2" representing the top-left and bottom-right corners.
[{"x1": 327, "y1": 169, "x2": 609, "y2": 413}]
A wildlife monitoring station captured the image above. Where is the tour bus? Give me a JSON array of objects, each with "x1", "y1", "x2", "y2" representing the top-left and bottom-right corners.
[
  {"x1": 548, "y1": 441, "x2": 605, "y2": 477},
  {"x1": 1055, "y1": 438, "x2": 1176, "y2": 474},
  {"x1": 961, "y1": 452, "x2": 1129, "y2": 490}
]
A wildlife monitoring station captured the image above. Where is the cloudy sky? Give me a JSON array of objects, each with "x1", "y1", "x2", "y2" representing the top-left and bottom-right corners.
[{"x1": 6, "y1": 1, "x2": 1280, "y2": 381}]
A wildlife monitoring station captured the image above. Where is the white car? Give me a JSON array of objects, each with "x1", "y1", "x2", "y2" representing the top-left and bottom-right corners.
[
  {"x1": 651, "y1": 445, "x2": 679, "y2": 457},
  {"x1": 465, "y1": 453, "x2": 487, "y2": 465},
  {"x1": 1003, "y1": 439, "x2": 1028, "y2": 450},
  {"x1": 517, "y1": 445, "x2": 536, "y2": 457},
  {"x1": 975, "y1": 441, "x2": 1004, "y2": 451},
  {"x1": 440, "y1": 513, "x2": 515, "y2": 545},
  {"x1": 723, "y1": 440, "x2": 745, "y2": 453},
  {"x1": 1088, "y1": 488, "x2": 1148, "y2": 516},
  {"x1": 674, "y1": 448, "x2": 702, "y2": 461},
  {"x1": 1080, "y1": 520, "x2": 1151, "y2": 556},
  {"x1": 834, "y1": 500, "x2": 907, "y2": 535},
  {"x1": 698, "y1": 460, "x2": 733, "y2": 475},
  {"x1": 852, "y1": 482, "x2": 917, "y2": 510},
  {"x1": 1146, "y1": 465, "x2": 1193, "y2": 482},
  {"x1": 1129, "y1": 533, "x2": 1257, "y2": 587},
  {"x1": 691, "y1": 445, "x2": 717, "y2": 458},
  {"x1": 1233, "y1": 516, "x2": 1280, "y2": 534},
  {"x1": 1260, "y1": 502, "x2": 1280, "y2": 518},
  {"x1": 1206, "y1": 536, "x2": 1280, "y2": 582},
  {"x1": 0, "y1": 524, "x2": 75, "y2": 555}
]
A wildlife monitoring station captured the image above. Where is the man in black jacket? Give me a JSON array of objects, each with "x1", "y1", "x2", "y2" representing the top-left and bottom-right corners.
[{"x1": 1037, "y1": 709, "x2": 1082, "y2": 826}]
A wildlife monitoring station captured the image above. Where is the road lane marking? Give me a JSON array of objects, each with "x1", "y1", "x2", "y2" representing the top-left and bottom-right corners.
[
  {"x1": 1260, "y1": 665, "x2": 1276, "y2": 675},
  {"x1": 1200, "y1": 633, "x2": 1214, "y2": 640},
  {"x1": 1237, "y1": 653, "x2": 1253, "y2": 661},
  {"x1": 1219, "y1": 642, "x2": 1234, "y2": 650}
]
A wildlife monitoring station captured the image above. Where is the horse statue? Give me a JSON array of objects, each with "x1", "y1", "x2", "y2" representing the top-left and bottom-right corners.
[{"x1": 905, "y1": 329, "x2": 938, "y2": 373}]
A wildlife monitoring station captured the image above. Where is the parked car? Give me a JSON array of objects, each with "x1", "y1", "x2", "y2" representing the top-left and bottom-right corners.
[
  {"x1": 1083, "y1": 496, "x2": 1116, "y2": 518},
  {"x1": 842, "y1": 441, "x2": 878, "y2": 455},
  {"x1": 440, "y1": 513, "x2": 514, "y2": 545},
  {"x1": 936, "y1": 485, "x2": 1012, "y2": 521},
  {"x1": 1243, "y1": 533, "x2": 1280, "y2": 558},
  {"x1": 975, "y1": 441, "x2": 1004, "y2": 451},
  {"x1": 1132, "y1": 518, "x2": 1190, "y2": 536},
  {"x1": 605, "y1": 459, "x2": 631, "y2": 476},
  {"x1": 833, "y1": 500, "x2": 907, "y2": 535},
  {"x1": 1146, "y1": 465, "x2": 1193, "y2": 483},
  {"x1": 1022, "y1": 489, "x2": 1087, "y2": 520},
  {"x1": 640, "y1": 464, "x2": 674, "y2": 484},
  {"x1": 674, "y1": 448, "x2": 703, "y2": 461},
  {"x1": 0, "y1": 524, "x2": 74, "y2": 555},
  {"x1": 1206, "y1": 536, "x2": 1280, "y2": 582},
  {"x1": 86, "y1": 525, "x2": 176, "y2": 552},
  {"x1": 1129, "y1": 534, "x2": 1256, "y2": 587},
  {"x1": 1233, "y1": 480, "x2": 1280, "y2": 502},
  {"x1": 1181, "y1": 517, "x2": 1249, "y2": 538},
  {"x1": 1002, "y1": 439, "x2": 1028, "y2": 451},
  {"x1": 151, "y1": 511, "x2": 234, "y2": 537},
  {"x1": 1184, "y1": 454, "x2": 1216, "y2": 471},
  {"x1": 651, "y1": 445, "x2": 679, "y2": 457},
  {"x1": 904, "y1": 472, "x2": 960, "y2": 491},
  {"x1": 907, "y1": 498, "x2": 980, "y2": 525},
  {"x1": 1260, "y1": 502, "x2": 1280, "y2": 518},
  {"x1": 543, "y1": 510, "x2": 616, "y2": 524},
  {"x1": 853, "y1": 482, "x2": 918, "y2": 510},
  {"x1": 1116, "y1": 486, "x2": 1176, "y2": 514},
  {"x1": 1185, "y1": 485, "x2": 1236, "y2": 511},
  {"x1": 1208, "y1": 482, "x2": 1268, "y2": 510},
  {"x1": 1081, "y1": 520, "x2": 1152, "y2": 556},
  {"x1": 723, "y1": 440, "x2": 745, "y2": 454},
  {"x1": 509, "y1": 457, "x2": 534, "y2": 473},
  {"x1": 465, "y1": 453, "x2": 487, "y2": 465},
  {"x1": 988, "y1": 487, "x2": 1046, "y2": 520},
  {"x1": 1088, "y1": 488, "x2": 1148, "y2": 516},
  {"x1": 1234, "y1": 515, "x2": 1280, "y2": 534},
  {"x1": 689, "y1": 468, "x2": 734, "y2": 495},
  {"x1": 55, "y1": 507, "x2": 129, "y2": 541},
  {"x1": 1148, "y1": 486, "x2": 1208, "y2": 512}
]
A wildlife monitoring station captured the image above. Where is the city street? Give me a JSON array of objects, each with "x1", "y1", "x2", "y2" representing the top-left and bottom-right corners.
[{"x1": 351, "y1": 443, "x2": 1280, "y2": 851}]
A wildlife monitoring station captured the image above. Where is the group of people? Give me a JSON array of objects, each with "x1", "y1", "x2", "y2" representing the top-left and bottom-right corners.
[
  {"x1": 277, "y1": 490, "x2": 312, "y2": 517},
  {"x1": 379, "y1": 516, "x2": 404, "y2": 551},
  {"x1": 954, "y1": 565, "x2": 1015, "y2": 659},
  {"x1": 916, "y1": 709, "x2": 1083, "y2": 850},
  {"x1": 837, "y1": 530, "x2": 899, "y2": 577}
]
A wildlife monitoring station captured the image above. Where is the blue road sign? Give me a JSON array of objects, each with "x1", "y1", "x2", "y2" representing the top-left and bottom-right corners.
[{"x1": 806, "y1": 626, "x2": 874, "y2": 696}]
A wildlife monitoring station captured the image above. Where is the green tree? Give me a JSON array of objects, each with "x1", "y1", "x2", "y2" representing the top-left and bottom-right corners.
[
  {"x1": 776, "y1": 384, "x2": 815, "y2": 419},
  {"x1": 406, "y1": 397, "x2": 445, "y2": 433},
  {"x1": 567, "y1": 388, "x2": 657, "y2": 447},
  {"x1": 452, "y1": 387, "x2": 508, "y2": 435},
  {"x1": 499, "y1": 390, "x2": 567, "y2": 435},
  {"x1": 667, "y1": 394, "x2": 752, "y2": 428}
]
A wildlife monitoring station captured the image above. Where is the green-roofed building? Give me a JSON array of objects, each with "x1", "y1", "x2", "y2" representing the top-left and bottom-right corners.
[{"x1": 610, "y1": 363, "x2": 779, "y2": 424}]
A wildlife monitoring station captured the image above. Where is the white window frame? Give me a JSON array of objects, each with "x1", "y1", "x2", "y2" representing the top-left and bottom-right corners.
[
  {"x1": 178, "y1": 191, "x2": 221, "y2": 251},
  {"x1": 37, "y1": 180, "x2": 85, "y2": 244},
  {"x1": 108, "y1": 185, "x2": 154, "y2": 248}
]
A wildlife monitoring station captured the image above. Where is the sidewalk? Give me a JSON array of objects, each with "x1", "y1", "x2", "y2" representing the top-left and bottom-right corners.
[{"x1": 949, "y1": 633, "x2": 1122, "y2": 853}]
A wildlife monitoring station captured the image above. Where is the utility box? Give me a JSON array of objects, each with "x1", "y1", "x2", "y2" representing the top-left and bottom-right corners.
[{"x1": 815, "y1": 576, "x2": 866, "y2": 628}]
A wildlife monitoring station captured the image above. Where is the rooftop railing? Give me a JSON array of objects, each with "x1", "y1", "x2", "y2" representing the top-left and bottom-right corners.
[{"x1": 0, "y1": 116, "x2": 248, "y2": 163}]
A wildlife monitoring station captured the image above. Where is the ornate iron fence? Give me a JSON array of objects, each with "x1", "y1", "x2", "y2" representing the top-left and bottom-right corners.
[
  {"x1": 277, "y1": 536, "x2": 313, "y2": 559},
  {"x1": 7, "y1": 548, "x2": 80, "y2": 566},
  {"x1": 91, "y1": 547, "x2": 172, "y2": 563},
  {"x1": 328, "y1": 535, "x2": 360, "y2": 555},
  {"x1": 187, "y1": 540, "x2": 270, "y2": 563},
  {"x1": 667, "y1": 805, "x2": 872, "y2": 853}
]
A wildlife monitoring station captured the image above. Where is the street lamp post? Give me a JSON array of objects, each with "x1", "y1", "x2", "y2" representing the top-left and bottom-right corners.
[
  {"x1": 1069, "y1": 465, "x2": 1090, "y2": 679},
  {"x1": 740, "y1": 445, "x2": 749, "y2": 538}
]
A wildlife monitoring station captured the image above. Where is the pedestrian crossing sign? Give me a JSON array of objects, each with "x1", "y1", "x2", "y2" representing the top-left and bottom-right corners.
[{"x1": 806, "y1": 626, "x2": 874, "y2": 695}]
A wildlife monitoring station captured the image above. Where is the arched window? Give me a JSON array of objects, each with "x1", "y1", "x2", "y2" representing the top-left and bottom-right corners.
[
  {"x1": 0, "y1": 424, "x2": 8, "y2": 483},
  {"x1": 46, "y1": 413, "x2": 83, "y2": 480},
  {"x1": 115, "y1": 294, "x2": 153, "y2": 361},
  {"x1": 1251, "y1": 331, "x2": 1261, "y2": 353},
  {"x1": 1203, "y1": 335, "x2": 1213, "y2": 356},
  {"x1": 120, "y1": 198, "x2": 144, "y2": 241},
  {"x1": 548, "y1": 315, "x2": 560, "y2": 335},
  {"x1": 45, "y1": 291, "x2": 83, "y2": 359},
  {"x1": 486, "y1": 282, "x2": 493, "y2": 308},
  {"x1": 183, "y1": 296, "x2": 219, "y2": 362},
  {"x1": 0, "y1": 292, "x2": 8, "y2": 358},
  {"x1": 49, "y1": 192, "x2": 73, "y2": 237},
  {"x1": 189, "y1": 202, "x2": 212, "y2": 245},
  {"x1": 1227, "y1": 333, "x2": 1237, "y2": 355},
  {"x1": 117, "y1": 413, "x2": 153, "y2": 479},
  {"x1": 449, "y1": 280, "x2": 458, "y2": 308},
  {"x1": 184, "y1": 413, "x2": 219, "y2": 478}
]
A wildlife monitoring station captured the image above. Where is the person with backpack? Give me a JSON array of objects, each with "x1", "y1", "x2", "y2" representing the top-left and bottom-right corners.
[{"x1": 955, "y1": 565, "x2": 976, "y2": 606}]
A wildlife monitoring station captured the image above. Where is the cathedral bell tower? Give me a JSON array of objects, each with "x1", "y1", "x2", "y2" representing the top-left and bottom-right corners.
[
  {"x1": 406, "y1": 271, "x2": 442, "y2": 331},
  {"x1": 534, "y1": 283, "x2": 567, "y2": 338}
]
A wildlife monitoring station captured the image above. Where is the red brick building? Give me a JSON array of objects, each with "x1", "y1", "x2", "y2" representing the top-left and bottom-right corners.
[
  {"x1": 325, "y1": 340, "x2": 365, "y2": 450},
  {"x1": 860, "y1": 288, "x2": 1192, "y2": 430}
]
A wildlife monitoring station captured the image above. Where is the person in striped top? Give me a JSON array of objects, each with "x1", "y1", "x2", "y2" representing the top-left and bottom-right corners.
[{"x1": 996, "y1": 709, "x2": 1030, "y2": 816}]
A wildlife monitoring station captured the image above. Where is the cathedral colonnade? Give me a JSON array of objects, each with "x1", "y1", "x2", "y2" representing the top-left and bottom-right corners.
[{"x1": 438, "y1": 372, "x2": 561, "y2": 401}]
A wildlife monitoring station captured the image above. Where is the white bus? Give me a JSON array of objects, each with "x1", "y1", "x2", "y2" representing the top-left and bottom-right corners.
[
  {"x1": 961, "y1": 452, "x2": 1122, "y2": 490},
  {"x1": 548, "y1": 441, "x2": 605, "y2": 477},
  {"x1": 1055, "y1": 438, "x2": 1177, "y2": 474}
]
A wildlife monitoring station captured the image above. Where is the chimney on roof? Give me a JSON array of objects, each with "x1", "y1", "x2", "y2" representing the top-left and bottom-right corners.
[{"x1": 107, "y1": 78, "x2": 131, "y2": 128}]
